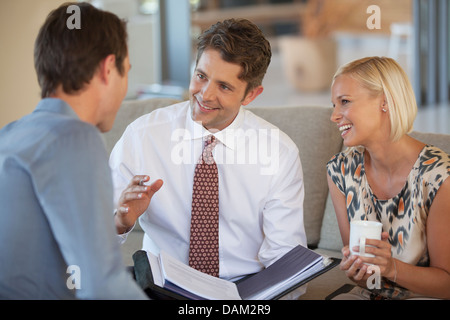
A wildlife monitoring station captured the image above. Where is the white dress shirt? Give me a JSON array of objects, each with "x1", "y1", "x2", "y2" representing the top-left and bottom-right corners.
[{"x1": 110, "y1": 101, "x2": 306, "y2": 280}]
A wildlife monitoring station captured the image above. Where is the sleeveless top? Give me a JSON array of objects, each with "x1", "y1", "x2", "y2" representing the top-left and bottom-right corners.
[{"x1": 327, "y1": 145, "x2": 450, "y2": 299}]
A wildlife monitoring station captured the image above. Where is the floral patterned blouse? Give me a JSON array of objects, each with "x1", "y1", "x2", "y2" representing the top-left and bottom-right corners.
[{"x1": 327, "y1": 145, "x2": 450, "y2": 299}]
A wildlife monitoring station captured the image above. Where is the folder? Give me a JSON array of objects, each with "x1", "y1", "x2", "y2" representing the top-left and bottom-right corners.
[{"x1": 132, "y1": 245, "x2": 340, "y2": 300}]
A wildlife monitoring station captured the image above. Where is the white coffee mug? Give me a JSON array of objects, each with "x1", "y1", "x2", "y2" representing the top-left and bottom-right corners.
[{"x1": 349, "y1": 220, "x2": 382, "y2": 258}]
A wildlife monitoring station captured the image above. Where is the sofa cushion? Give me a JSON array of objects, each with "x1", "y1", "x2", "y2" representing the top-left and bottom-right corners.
[
  {"x1": 247, "y1": 106, "x2": 343, "y2": 247},
  {"x1": 410, "y1": 131, "x2": 450, "y2": 154},
  {"x1": 317, "y1": 194, "x2": 344, "y2": 251},
  {"x1": 103, "y1": 98, "x2": 181, "y2": 155}
]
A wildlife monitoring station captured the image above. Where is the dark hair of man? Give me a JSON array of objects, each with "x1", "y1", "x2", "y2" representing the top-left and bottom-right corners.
[
  {"x1": 196, "y1": 18, "x2": 272, "y2": 96},
  {"x1": 34, "y1": 2, "x2": 128, "y2": 98}
]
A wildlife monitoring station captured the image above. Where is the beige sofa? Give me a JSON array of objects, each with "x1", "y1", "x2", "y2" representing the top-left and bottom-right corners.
[{"x1": 103, "y1": 97, "x2": 450, "y2": 300}]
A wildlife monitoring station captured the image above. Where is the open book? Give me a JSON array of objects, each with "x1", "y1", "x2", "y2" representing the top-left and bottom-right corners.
[{"x1": 133, "y1": 245, "x2": 339, "y2": 300}]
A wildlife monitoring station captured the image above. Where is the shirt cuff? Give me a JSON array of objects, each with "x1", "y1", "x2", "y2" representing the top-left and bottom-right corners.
[
  {"x1": 114, "y1": 209, "x2": 136, "y2": 244},
  {"x1": 116, "y1": 223, "x2": 135, "y2": 245}
]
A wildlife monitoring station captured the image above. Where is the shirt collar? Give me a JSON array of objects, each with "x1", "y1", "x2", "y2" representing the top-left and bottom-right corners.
[
  {"x1": 184, "y1": 104, "x2": 245, "y2": 151},
  {"x1": 35, "y1": 98, "x2": 80, "y2": 120}
]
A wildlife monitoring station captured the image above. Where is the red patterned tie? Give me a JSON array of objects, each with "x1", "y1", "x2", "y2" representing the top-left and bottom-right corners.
[{"x1": 188, "y1": 135, "x2": 220, "y2": 277}]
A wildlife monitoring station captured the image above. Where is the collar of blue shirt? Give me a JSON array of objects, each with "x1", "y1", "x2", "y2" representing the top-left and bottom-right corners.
[{"x1": 36, "y1": 98, "x2": 79, "y2": 120}]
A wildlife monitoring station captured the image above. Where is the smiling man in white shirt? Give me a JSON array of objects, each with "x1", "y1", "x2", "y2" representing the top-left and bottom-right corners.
[{"x1": 110, "y1": 19, "x2": 307, "y2": 281}]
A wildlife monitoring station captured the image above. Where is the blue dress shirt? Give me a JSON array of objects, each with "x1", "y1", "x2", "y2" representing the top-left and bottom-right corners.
[{"x1": 0, "y1": 98, "x2": 146, "y2": 299}]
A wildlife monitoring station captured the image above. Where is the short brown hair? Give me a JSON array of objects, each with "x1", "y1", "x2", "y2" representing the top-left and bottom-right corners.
[
  {"x1": 196, "y1": 19, "x2": 271, "y2": 94},
  {"x1": 34, "y1": 2, "x2": 128, "y2": 98}
]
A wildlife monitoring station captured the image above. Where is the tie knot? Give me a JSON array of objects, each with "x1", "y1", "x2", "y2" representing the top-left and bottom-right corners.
[
  {"x1": 204, "y1": 135, "x2": 217, "y2": 148},
  {"x1": 202, "y1": 135, "x2": 217, "y2": 164},
  {"x1": 205, "y1": 134, "x2": 216, "y2": 146}
]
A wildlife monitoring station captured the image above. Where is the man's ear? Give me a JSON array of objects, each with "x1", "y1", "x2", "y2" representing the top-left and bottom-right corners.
[
  {"x1": 98, "y1": 54, "x2": 116, "y2": 84},
  {"x1": 242, "y1": 85, "x2": 264, "y2": 106}
]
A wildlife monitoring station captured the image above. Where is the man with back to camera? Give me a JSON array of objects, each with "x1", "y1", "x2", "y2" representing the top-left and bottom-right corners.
[
  {"x1": 111, "y1": 19, "x2": 307, "y2": 287},
  {"x1": 0, "y1": 2, "x2": 148, "y2": 299}
]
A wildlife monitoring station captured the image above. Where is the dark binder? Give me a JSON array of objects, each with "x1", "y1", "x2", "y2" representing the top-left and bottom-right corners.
[{"x1": 132, "y1": 246, "x2": 340, "y2": 300}]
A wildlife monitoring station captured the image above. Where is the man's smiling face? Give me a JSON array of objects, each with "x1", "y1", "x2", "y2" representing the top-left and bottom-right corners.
[{"x1": 189, "y1": 49, "x2": 263, "y2": 131}]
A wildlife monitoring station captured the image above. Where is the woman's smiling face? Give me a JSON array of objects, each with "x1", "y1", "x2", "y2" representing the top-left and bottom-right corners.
[{"x1": 331, "y1": 74, "x2": 388, "y2": 147}]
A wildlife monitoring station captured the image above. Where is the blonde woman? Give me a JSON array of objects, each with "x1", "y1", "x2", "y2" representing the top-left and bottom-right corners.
[{"x1": 327, "y1": 56, "x2": 450, "y2": 299}]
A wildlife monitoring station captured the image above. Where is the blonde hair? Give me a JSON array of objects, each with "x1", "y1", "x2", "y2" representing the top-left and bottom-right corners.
[{"x1": 333, "y1": 57, "x2": 417, "y2": 141}]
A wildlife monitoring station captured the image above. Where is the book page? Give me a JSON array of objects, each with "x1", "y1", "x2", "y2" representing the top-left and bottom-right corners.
[
  {"x1": 147, "y1": 251, "x2": 163, "y2": 287},
  {"x1": 237, "y1": 245, "x2": 323, "y2": 300},
  {"x1": 160, "y1": 251, "x2": 242, "y2": 300}
]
